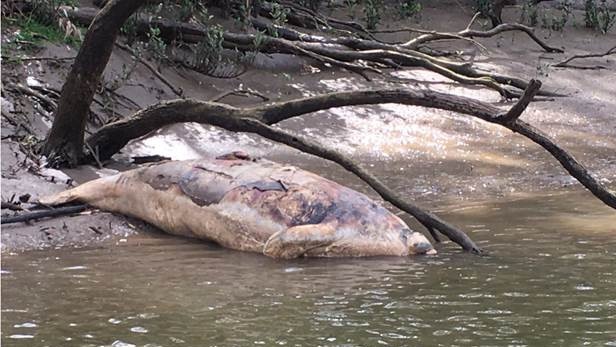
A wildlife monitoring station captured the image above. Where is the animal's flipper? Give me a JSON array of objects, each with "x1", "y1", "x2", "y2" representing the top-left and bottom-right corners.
[
  {"x1": 38, "y1": 175, "x2": 120, "y2": 206},
  {"x1": 263, "y1": 223, "x2": 338, "y2": 259}
]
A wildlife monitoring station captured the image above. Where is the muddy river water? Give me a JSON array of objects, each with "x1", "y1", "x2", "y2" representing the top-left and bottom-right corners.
[{"x1": 2, "y1": 187, "x2": 615, "y2": 346}]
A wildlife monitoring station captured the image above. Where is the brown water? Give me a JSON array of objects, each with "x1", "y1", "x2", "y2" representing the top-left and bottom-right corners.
[{"x1": 2, "y1": 189, "x2": 615, "y2": 347}]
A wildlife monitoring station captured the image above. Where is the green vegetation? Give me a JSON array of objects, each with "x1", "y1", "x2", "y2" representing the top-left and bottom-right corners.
[
  {"x1": 540, "y1": 0, "x2": 572, "y2": 32},
  {"x1": 520, "y1": 1, "x2": 539, "y2": 26},
  {"x1": 2, "y1": 15, "x2": 81, "y2": 49},
  {"x1": 269, "y1": 1, "x2": 290, "y2": 35},
  {"x1": 473, "y1": 0, "x2": 492, "y2": 18},
  {"x1": 344, "y1": 0, "x2": 360, "y2": 19},
  {"x1": 146, "y1": 27, "x2": 168, "y2": 62},
  {"x1": 519, "y1": 0, "x2": 614, "y2": 34},
  {"x1": 194, "y1": 24, "x2": 226, "y2": 72},
  {"x1": 364, "y1": 0, "x2": 382, "y2": 29},
  {"x1": 585, "y1": 0, "x2": 616, "y2": 34},
  {"x1": 398, "y1": 0, "x2": 422, "y2": 20},
  {"x1": 1, "y1": 0, "x2": 80, "y2": 60},
  {"x1": 299, "y1": 0, "x2": 323, "y2": 11}
]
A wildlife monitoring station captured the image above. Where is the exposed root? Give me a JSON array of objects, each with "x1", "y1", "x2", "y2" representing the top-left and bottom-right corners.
[{"x1": 5, "y1": 82, "x2": 57, "y2": 111}]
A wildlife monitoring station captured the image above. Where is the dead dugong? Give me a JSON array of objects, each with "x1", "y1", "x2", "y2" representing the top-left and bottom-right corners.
[{"x1": 39, "y1": 152, "x2": 435, "y2": 258}]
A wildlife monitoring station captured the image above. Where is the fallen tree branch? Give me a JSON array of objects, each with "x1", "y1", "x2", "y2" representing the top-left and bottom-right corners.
[
  {"x1": 498, "y1": 79, "x2": 542, "y2": 123},
  {"x1": 5, "y1": 82, "x2": 57, "y2": 111},
  {"x1": 1, "y1": 204, "x2": 89, "y2": 225},
  {"x1": 403, "y1": 23, "x2": 564, "y2": 53},
  {"x1": 86, "y1": 86, "x2": 616, "y2": 215},
  {"x1": 85, "y1": 88, "x2": 499, "y2": 159},
  {"x1": 1, "y1": 201, "x2": 24, "y2": 211},
  {"x1": 64, "y1": 6, "x2": 560, "y2": 97},
  {"x1": 1, "y1": 55, "x2": 76, "y2": 63},
  {"x1": 509, "y1": 121, "x2": 616, "y2": 209},
  {"x1": 552, "y1": 46, "x2": 616, "y2": 69},
  {"x1": 369, "y1": 27, "x2": 489, "y2": 53}
]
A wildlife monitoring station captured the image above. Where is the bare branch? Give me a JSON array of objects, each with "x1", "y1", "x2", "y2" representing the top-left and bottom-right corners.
[
  {"x1": 86, "y1": 88, "x2": 616, "y2": 210},
  {"x1": 1, "y1": 205, "x2": 89, "y2": 225},
  {"x1": 404, "y1": 23, "x2": 564, "y2": 53},
  {"x1": 466, "y1": 12, "x2": 482, "y2": 30},
  {"x1": 1, "y1": 55, "x2": 76, "y2": 63},
  {"x1": 498, "y1": 79, "x2": 542, "y2": 123},
  {"x1": 210, "y1": 89, "x2": 270, "y2": 103},
  {"x1": 553, "y1": 46, "x2": 616, "y2": 69},
  {"x1": 5, "y1": 82, "x2": 57, "y2": 110}
]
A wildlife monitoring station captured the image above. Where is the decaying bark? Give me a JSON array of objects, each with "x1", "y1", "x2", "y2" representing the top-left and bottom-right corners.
[{"x1": 41, "y1": 0, "x2": 147, "y2": 166}]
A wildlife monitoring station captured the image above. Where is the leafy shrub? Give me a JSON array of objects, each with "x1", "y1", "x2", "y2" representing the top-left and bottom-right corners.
[
  {"x1": 585, "y1": 0, "x2": 616, "y2": 34},
  {"x1": 398, "y1": 0, "x2": 421, "y2": 19},
  {"x1": 364, "y1": 0, "x2": 382, "y2": 30}
]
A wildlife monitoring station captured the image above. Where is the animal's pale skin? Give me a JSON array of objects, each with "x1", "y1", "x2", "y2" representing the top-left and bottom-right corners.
[{"x1": 39, "y1": 152, "x2": 436, "y2": 258}]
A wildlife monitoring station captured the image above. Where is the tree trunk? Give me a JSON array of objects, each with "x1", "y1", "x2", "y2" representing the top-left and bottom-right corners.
[{"x1": 41, "y1": 0, "x2": 146, "y2": 167}]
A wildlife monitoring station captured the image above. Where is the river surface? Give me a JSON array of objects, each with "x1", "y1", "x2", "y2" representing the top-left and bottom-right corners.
[{"x1": 2, "y1": 188, "x2": 615, "y2": 347}]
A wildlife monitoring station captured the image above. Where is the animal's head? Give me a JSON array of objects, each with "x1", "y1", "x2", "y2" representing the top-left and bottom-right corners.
[{"x1": 407, "y1": 231, "x2": 437, "y2": 255}]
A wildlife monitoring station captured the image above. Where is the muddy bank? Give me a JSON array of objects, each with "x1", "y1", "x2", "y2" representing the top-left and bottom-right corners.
[{"x1": 1, "y1": 3, "x2": 615, "y2": 253}]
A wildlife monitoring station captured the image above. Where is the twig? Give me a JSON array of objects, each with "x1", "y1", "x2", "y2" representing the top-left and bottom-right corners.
[
  {"x1": 5, "y1": 83, "x2": 57, "y2": 110},
  {"x1": 114, "y1": 42, "x2": 184, "y2": 97},
  {"x1": 1, "y1": 205, "x2": 89, "y2": 224},
  {"x1": 131, "y1": 155, "x2": 171, "y2": 164},
  {"x1": 1, "y1": 201, "x2": 23, "y2": 211},
  {"x1": 1, "y1": 55, "x2": 76, "y2": 63},
  {"x1": 84, "y1": 142, "x2": 104, "y2": 169},
  {"x1": 210, "y1": 89, "x2": 270, "y2": 103},
  {"x1": 1, "y1": 110, "x2": 35, "y2": 135},
  {"x1": 103, "y1": 86, "x2": 141, "y2": 109},
  {"x1": 466, "y1": 12, "x2": 482, "y2": 30}
]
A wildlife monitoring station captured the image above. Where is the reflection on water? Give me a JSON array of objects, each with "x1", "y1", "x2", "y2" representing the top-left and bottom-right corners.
[{"x1": 2, "y1": 190, "x2": 615, "y2": 346}]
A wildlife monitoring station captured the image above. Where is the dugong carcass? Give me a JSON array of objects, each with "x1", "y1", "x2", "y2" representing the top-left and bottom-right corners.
[{"x1": 40, "y1": 152, "x2": 436, "y2": 258}]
